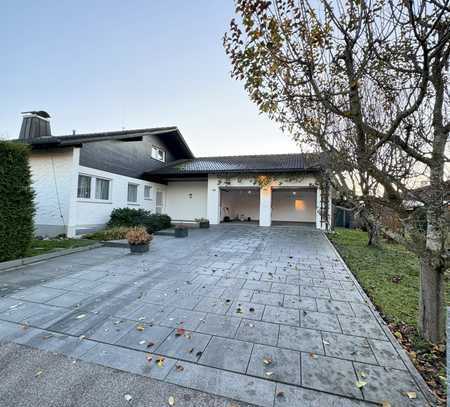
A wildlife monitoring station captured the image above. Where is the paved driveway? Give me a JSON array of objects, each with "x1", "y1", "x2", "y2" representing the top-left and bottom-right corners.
[{"x1": 0, "y1": 225, "x2": 430, "y2": 406}]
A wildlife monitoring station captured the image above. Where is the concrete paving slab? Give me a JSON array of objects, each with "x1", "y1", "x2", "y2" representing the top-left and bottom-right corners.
[
  {"x1": 200, "y1": 336, "x2": 253, "y2": 373},
  {"x1": 235, "y1": 319, "x2": 279, "y2": 346},
  {"x1": 156, "y1": 329, "x2": 211, "y2": 362},
  {"x1": 301, "y1": 353, "x2": 361, "y2": 399},
  {"x1": 247, "y1": 343, "x2": 301, "y2": 385},
  {"x1": 262, "y1": 305, "x2": 299, "y2": 326},
  {"x1": 166, "y1": 361, "x2": 276, "y2": 407},
  {"x1": 195, "y1": 313, "x2": 241, "y2": 338},
  {"x1": 277, "y1": 325, "x2": 324, "y2": 354}
]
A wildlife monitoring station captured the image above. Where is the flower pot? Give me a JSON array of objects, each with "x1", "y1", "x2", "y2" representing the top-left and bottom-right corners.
[
  {"x1": 198, "y1": 221, "x2": 210, "y2": 229},
  {"x1": 174, "y1": 228, "x2": 188, "y2": 238},
  {"x1": 129, "y1": 243, "x2": 149, "y2": 254}
]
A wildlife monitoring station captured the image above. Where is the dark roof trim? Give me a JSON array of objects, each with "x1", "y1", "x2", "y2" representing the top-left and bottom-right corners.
[{"x1": 13, "y1": 127, "x2": 195, "y2": 158}]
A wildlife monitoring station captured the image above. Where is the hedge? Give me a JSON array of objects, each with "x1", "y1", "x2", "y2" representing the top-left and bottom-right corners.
[
  {"x1": 107, "y1": 208, "x2": 171, "y2": 233},
  {"x1": 0, "y1": 141, "x2": 35, "y2": 262}
]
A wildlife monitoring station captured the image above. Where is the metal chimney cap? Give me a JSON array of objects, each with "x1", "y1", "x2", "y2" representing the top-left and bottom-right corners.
[{"x1": 21, "y1": 110, "x2": 51, "y2": 119}]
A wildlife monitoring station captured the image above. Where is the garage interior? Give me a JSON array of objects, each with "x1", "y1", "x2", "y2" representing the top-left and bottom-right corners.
[
  {"x1": 271, "y1": 187, "x2": 316, "y2": 226},
  {"x1": 220, "y1": 187, "x2": 260, "y2": 222}
]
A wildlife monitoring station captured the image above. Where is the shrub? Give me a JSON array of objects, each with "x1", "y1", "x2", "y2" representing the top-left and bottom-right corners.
[
  {"x1": 107, "y1": 208, "x2": 150, "y2": 228},
  {"x1": 84, "y1": 227, "x2": 131, "y2": 241},
  {"x1": 107, "y1": 208, "x2": 171, "y2": 233},
  {"x1": 126, "y1": 226, "x2": 153, "y2": 245},
  {"x1": 0, "y1": 141, "x2": 35, "y2": 262}
]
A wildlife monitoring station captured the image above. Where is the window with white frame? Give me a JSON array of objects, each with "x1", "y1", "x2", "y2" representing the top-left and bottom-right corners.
[
  {"x1": 77, "y1": 175, "x2": 92, "y2": 198},
  {"x1": 151, "y1": 146, "x2": 166, "y2": 162},
  {"x1": 144, "y1": 185, "x2": 152, "y2": 200},
  {"x1": 95, "y1": 178, "x2": 111, "y2": 200},
  {"x1": 128, "y1": 184, "x2": 138, "y2": 203},
  {"x1": 77, "y1": 174, "x2": 111, "y2": 201}
]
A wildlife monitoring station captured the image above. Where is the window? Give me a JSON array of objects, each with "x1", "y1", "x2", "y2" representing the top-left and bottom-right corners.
[
  {"x1": 144, "y1": 185, "x2": 152, "y2": 200},
  {"x1": 95, "y1": 178, "x2": 110, "y2": 200},
  {"x1": 128, "y1": 184, "x2": 138, "y2": 203},
  {"x1": 77, "y1": 175, "x2": 91, "y2": 198},
  {"x1": 151, "y1": 146, "x2": 166, "y2": 162}
]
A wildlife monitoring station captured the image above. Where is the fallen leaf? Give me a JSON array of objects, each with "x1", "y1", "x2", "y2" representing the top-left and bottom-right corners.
[
  {"x1": 139, "y1": 340, "x2": 146, "y2": 345},
  {"x1": 276, "y1": 391, "x2": 285, "y2": 398},
  {"x1": 175, "y1": 364, "x2": 184, "y2": 372},
  {"x1": 35, "y1": 369, "x2": 43, "y2": 377},
  {"x1": 175, "y1": 327, "x2": 186, "y2": 337},
  {"x1": 309, "y1": 352, "x2": 318, "y2": 359},
  {"x1": 79, "y1": 335, "x2": 86, "y2": 340},
  {"x1": 146, "y1": 353, "x2": 153, "y2": 362},
  {"x1": 195, "y1": 351, "x2": 203, "y2": 358},
  {"x1": 147, "y1": 342, "x2": 155, "y2": 348},
  {"x1": 136, "y1": 324, "x2": 145, "y2": 332},
  {"x1": 236, "y1": 307, "x2": 243, "y2": 314},
  {"x1": 381, "y1": 401, "x2": 391, "y2": 407},
  {"x1": 124, "y1": 394, "x2": 132, "y2": 402},
  {"x1": 188, "y1": 348, "x2": 194, "y2": 353},
  {"x1": 156, "y1": 357, "x2": 165, "y2": 367},
  {"x1": 323, "y1": 340, "x2": 330, "y2": 345},
  {"x1": 263, "y1": 357, "x2": 273, "y2": 365},
  {"x1": 356, "y1": 380, "x2": 367, "y2": 388},
  {"x1": 265, "y1": 371, "x2": 274, "y2": 376},
  {"x1": 404, "y1": 392, "x2": 417, "y2": 399},
  {"x1": 168, "y1": 396, "x2": 175, "y2": 406},
  {"x1": 76, "y1": 314, "x2": 86, "y2": 319},
  {"x1": 359, "y1": 371, "x2": 367, "y2": 378}
]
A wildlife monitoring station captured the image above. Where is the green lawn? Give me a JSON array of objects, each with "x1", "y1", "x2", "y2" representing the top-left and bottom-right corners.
[
  {"x1": 330, "y1": 228, "x2": 423, "y2": 327},
  {"x1": 26, "y1": 239, "x2": 97, "y2": 257}
]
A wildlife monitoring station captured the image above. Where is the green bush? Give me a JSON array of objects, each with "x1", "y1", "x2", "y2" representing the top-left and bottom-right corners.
[
  {"x1": 84, "y1": 226, "x2": 131, "y2": 241},
  {"x1": 107, "y1": 208, "x2": 171, "y2": 233},
  {"x1": 0, "y1": 141, "x2": 35, "y2": 262}
]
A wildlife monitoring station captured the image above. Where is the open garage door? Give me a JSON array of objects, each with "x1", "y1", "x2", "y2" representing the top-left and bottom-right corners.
[
  {"x1": 220, "y1": 187, "x2": 260, "y2": 222},
  {"x1": 272, "y1": 188, "x2": 316, "y2": 226}
]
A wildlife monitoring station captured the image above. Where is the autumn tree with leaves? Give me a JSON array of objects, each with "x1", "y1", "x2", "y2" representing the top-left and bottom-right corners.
[{"x1": 224, "y1": 0, "x2": 449, "y2": 343}]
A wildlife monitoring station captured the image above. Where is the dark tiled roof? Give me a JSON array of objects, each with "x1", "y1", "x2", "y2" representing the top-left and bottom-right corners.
[{"x1": 146, "y1": 153, "x2": 323, "y2": 176}]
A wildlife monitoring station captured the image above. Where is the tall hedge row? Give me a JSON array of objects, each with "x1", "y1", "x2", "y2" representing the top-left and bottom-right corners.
[{"x1": 0, "y1": 141, "x2": 35, "y2": 262}]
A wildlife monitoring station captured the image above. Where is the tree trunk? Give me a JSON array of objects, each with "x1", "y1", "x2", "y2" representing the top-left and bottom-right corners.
[
  {"x1": 360, "y1": 207, "x2": 381, "y2": 247},
  {"x1": 366, "y1": 218, "x2": 381, "y2": 247},
  {"x1": 418, "y1": 253, "x2": 446, "y2": 343}
]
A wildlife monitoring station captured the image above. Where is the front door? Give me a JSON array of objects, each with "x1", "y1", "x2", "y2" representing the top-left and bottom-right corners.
[{"x1": 155, "y1": 190, "x2": 164, "y2": 214}]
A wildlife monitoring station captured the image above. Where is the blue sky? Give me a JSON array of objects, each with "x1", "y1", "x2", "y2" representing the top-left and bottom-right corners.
[{"x1": 0, "y1": 1, "x2": 300, "y2": 156}]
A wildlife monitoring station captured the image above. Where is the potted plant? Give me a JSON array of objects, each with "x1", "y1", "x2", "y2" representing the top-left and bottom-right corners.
[
  {"x1": 195, "y1": 218, "x2": 210, "y2": 228},
  {"x1": 126, "y1": 226, "x2": 153, "y2": 254},
  {"x1": 174, "y1": 224, "x2": 188, "y2": 238}
]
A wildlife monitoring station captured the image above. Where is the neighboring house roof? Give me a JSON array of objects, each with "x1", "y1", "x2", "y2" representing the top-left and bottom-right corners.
[
  {"x1": 146, "y1": 153, "x2": 324, "y2": 177},
  {"x1": 15, "y1": 127, "x2": 195, "y2": 159},
  {"x1": 407, "y1": 180, "x2": 450, "y2": 204}
]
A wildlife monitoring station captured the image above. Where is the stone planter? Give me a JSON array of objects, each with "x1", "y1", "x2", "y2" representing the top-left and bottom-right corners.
[
  {"x1": 174, "y1": 228, "x2": 188, "y2": 238},
  {"x1": 129, "y1": 243, "x2": 149, "y2": 254},
  {"x1": 198, "y1": 221, "x2": 210, "y2": 229}
]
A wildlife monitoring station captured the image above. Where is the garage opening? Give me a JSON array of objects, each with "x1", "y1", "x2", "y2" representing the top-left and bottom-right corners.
[
  {"x1": 220, "y1": 187, "x2": 260, "y2": 223},
  {"x1": 272, "y1": 188, "x2": 316, "y2": 226}
]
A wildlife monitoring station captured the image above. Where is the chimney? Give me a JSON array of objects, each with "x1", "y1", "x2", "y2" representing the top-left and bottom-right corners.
[{"x1": 19, "y1": 111, "x2": 52, "y2": 140}]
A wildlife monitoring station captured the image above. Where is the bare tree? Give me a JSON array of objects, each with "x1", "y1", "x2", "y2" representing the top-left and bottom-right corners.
[{"x1": 224, "y1": 0, "x2": 449, "y2": 342}]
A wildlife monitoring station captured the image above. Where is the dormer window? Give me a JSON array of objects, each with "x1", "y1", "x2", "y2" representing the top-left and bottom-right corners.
[{"x1": 151, "y1": 146, "x2": 166, "y2": 162}]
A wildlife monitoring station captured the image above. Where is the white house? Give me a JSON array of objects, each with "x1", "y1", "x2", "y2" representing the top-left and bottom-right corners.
[{"x1": 16, "y1": 111, "x2": 332, "y2": 237}]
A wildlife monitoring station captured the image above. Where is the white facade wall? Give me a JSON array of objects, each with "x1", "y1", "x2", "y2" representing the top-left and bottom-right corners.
[
  {"x1": 165, "y1": 181, "x2": 208, "y2": 221},
  {"x1": 74, "y1": 165, "x2": 166, "y2": 235},
  {"x1": 30, "y1": 148, "x2": 78, "y2": 236}
]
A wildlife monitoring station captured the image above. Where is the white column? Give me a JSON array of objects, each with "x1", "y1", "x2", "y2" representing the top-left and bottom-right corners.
[
  {"x1": 315, "y1": 187, "x2": 322, "y2": 229},
  {"x1": 66, "y1": 147, "x2": 80, "y2": 238},
  {"x1": 259, "y1": 187, "x2": 272, "y2": 227},
  {"x1": 327, "y1": 183, "x2": 333, "y2": 231},
  {"x1": 207, "y1": 175, "x2": 220, "y2": 224}
]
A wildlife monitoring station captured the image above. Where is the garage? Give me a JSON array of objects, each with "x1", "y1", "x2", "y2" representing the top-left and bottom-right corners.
[
  {"x1": 220, "y1": 187, "x2": 260, "y2": 222},
  {"x1": 271, "y1": 187, "x2": 317, "y2": 226}
]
